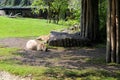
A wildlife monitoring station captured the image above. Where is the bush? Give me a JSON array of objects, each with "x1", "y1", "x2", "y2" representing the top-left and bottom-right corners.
[{"x1": 59, "y1": 20, "x2": 79, "y2": 26}]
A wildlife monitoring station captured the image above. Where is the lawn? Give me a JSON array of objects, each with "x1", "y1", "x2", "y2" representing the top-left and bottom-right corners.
[
  {"x1": 0, "y1": 46, "x2": 119, "y2": 80},
  {"x1": 0, "y1": 16, "x2": 68, "y2": 38},
  {"x1": 0, "y1": 17, "x2": 120, "y2": 80}
]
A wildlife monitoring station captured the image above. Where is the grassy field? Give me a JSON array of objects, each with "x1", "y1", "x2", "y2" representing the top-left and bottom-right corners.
[
  {"x1": 0, "y1": 16, "x2": 68, "y2": 38},
  {"x1": 0, "y1": 17, "x2": 120, "y2": 80},
  {"x1": 0, "y1": 46, "x2": 119, "y2": 80}
]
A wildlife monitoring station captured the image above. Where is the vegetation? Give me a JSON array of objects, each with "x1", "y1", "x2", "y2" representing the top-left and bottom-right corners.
[
  {"x1": 32, "y1": 0, "x2": 69, "y2": 24},
  {"x1": 0, "y1": 46, "x2": 119, "y2": 80},
  {"x1": 0, "y1": 0, "x2": 120, "y2": 80},
  {"x1": 99, "y1": 0, "x2": 107, "y2": 42},
  {"x1": 0, "y1": 16, "x2": 68, "y2": 38}
]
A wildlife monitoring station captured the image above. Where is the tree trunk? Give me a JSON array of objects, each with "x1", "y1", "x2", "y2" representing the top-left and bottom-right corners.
[
  {"x1": 80, "y1": 0, "x2": 99, "y2": 42},
  {"x1": 116, "y1": 0, "x2": 120, "y2": 64},
  {"x1": 106, "y1": 0, "x2": 120, "y2": 63}
]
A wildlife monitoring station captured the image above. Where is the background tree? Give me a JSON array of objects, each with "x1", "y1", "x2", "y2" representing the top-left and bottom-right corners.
[
  {"x1": 80, "y1": 0, "x2": 99, "y2": 42},
  {"x1": 32, "y1": 0, "x2": 68, "y2": 23},
  {"x1": 32, "y1": 0, "x2": 53, "y2": 23},
  {"x1": 68, "y1": 0, "x2": 81, "y2": 21},
  {"x1": 106, "y1": 0, "x2": 120, "y2": 63},
  {"x1": 99, "y1": 0, "x2": 107, "y2": 42},
  {"x1": 51, "y1": 0, "x2": 68, "y2": 23}
]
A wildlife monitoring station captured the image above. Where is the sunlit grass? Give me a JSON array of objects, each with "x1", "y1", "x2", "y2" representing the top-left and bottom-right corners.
[{"x1": 0, "y1": 16, "x2": 68, "y2": 38}]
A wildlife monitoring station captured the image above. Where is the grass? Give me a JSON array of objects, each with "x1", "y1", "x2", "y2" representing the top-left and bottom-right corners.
[
  {"x1": 0, "y1": 47, "x2": 47, "y2": 78},
  {"x1": 0, "y1": 47, "x2": 119, "y2": 80},
  {"x1": 0, "y1": 17, "x2": 119, "y2": 80},
  {"x1": 0, "y1": 16, "x2": 68, "y2": 38},
  {"x1": 0, "y1": 63, "x2": 47, "y2": 77},
  {"x1": 0, "y1": 47, "x2": 18, "y2": 56}
]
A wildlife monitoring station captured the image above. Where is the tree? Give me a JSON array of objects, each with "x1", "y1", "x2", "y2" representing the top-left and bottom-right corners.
[
  {"x1": 32, "y1": 0, "x2": 68, "y2": 23},
  {"x1": 51, "y1": 0, "x2": 68, "y2": 23},
  {"x1": 32, "y1": 0, "x2": 53, "y2": 22},
  {"x1": 68, "y1": 0, "x2": 81, "y2": 21},
  {"x1": 80, "y1": 0, "x2": 99, "y2": 42},
  {"x1": 106, "y1": 0, "x2": 120, "y2": 63},
  {"x1": 99, "y1": 0, "x2": 107, "y2": 42}
]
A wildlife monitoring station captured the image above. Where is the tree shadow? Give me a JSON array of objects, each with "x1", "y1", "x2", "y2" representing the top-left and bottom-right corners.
[{"x1": 11, "y1": 48, "x2": 120, "y2": 70}]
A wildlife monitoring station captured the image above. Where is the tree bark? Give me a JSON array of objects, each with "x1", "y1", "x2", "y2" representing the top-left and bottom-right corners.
[
  {"x1": 106, "y1": 0, "x2": 120, "y2": 63},
  {"x1": 80, "y1": 0, "x2": 99, "y2": 42},
  {"x1": 106, "y1": 0, "x2": 112, "y2": 63},
  {"x1": 116, "y1": 0, "x2": 120, "y2": 64}
]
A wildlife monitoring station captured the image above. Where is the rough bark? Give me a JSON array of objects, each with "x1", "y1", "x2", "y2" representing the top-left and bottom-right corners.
[
  {"x1": 116, "y1": 0, "x2": 120, "y2": 64},
  {"x1": 80, "y1": 0, "x2": 99, "y2": 42},
  {"x1": 106, "y1": 0, "x2": 120, "y2": 63},
  {"x1": 106, "y1": 0, "x2": 112, "y2": 63}
]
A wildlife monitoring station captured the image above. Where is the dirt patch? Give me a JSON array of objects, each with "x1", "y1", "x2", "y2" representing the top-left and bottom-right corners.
[{"x1": 0, "y1": 38, "x2": 30, "y2": 49}]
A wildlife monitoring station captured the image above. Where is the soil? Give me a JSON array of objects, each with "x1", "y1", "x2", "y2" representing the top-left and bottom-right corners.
[
  {"x1": 0, "y1": 38, "x2": 30, "y2": 49},
  {"x1": 0, "y1": 37, "x2": 120, "y2": 80}
]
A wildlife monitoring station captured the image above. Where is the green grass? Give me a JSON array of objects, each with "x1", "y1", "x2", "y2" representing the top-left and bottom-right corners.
[
  {"x1": 0, "y1": 17, "x2": 119, "y2": 80},
  {"x1": 0, "y1": 47, "x2": 18, "y2": 56},
  {"x1": 0, "y1": 47, "x2": 119, "y2": 80},
  {"x1": 0, "y1": 63, "x2": 47, "y2": 77},
  {"x1": 0, "y1": 16, "x2": 68, "y2": 38},
  {"x1": 0, "y1": 47, "x2": 46, "y2": 77}
]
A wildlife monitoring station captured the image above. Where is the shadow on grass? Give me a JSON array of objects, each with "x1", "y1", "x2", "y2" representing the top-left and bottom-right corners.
[
  {"x1": 11, "y1": 48, "x2": 120, "y2": 70},
  {"x1": 43, "y1": 67, "x2": 120, "y2": 80},
  {"x1": 1, "y1": 47, "x2": 120, "y2": 80}
]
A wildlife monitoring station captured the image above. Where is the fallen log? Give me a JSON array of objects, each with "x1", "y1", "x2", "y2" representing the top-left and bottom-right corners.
[{"x1": 48, "y1": 31, "x2": 91, "y2": 47}]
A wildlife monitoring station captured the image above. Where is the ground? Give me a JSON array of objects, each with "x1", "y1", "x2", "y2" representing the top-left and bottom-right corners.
[
  {"x1": 0, "y1": 38, "x2": 120, "y2": 80},
  {"x1": 0, "y1": 37, "x2": 119, "y2": 71}
]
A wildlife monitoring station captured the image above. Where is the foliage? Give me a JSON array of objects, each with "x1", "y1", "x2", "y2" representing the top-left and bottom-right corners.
[
  {"x1": 99, "y1": 0, "x2": 107, "y2": 42},
  {"x1": 0, "y1": 16, "x2": 68, "y2": 38},
  {"x1": 68, "y1": 0, "x2": 81, "y2": 21},
  {"x1": 59, "y1": 19, "x2": 79, "y2": 26},
  {"x1": 32, "y1": 0, "x2": 46, "y2": 14},
  {"x1": 32, "y1": 0, "x2": 69, "y2": 23}
]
